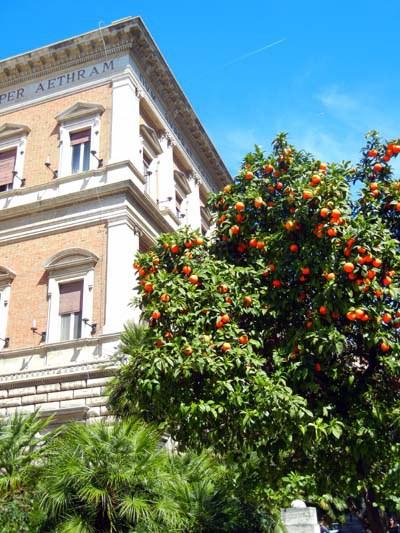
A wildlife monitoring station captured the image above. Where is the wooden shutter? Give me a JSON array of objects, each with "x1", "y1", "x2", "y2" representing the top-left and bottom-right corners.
[
  {"x1": 0, "y1": 149, "x2": 16, "y2": 186},
  {"x1": 70, "y1": 129, "x2": 91, "y2": 146},
  {"x1": 59, "y1": 281, "x2": 83, "y2": 315}
]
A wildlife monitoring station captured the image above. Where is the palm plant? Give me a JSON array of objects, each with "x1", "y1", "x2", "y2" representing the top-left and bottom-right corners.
[
  {"x1": 0, "y1": 411, "x2": 52, "y2": 495},
  {"x1": 39, "y1": 418, "x2": 189, "y2": 533},
  {"x1": 0, "y1": 412, "x2": 52, "y2": 532}
]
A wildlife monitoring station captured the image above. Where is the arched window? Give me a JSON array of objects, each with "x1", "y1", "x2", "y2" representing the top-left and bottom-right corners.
[{"x1": 44, "y1": 249, "x2": 98, "y2": 343}]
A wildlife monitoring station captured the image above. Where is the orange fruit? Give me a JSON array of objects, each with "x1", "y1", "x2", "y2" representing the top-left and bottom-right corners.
[
  {"x1": 373, "y1": 163, "x2": 383, "y2": 173},
  {"x1": 151, "y1": 310, "x2": 161, "y2": 320},
  {"x1": 188, "y1": 274, "x2": 199, "y2": 285},
  {"x1": 144, "y1": 282, "x2": 153, "y2": 293},
  {"x1": 380, "y1": 342, "x2": 390, "y2": 352},
  {"x1": 182, "y1": 265, "x2": 192, "y2": 276},
  {"x1": 331, "y1": 209, "x2": 341, "y2": 219},
  {"x1": 264, "y1": 164, "x2": 274, "y2": 174},
  {"x1": 221, "y1": 314, "x2": 230, "y2": 324},
  {"x1": 367, "y1": 149, "x2": 378, "y2": 157},
  {"x1": 183, "y1": 346, "x2": 193, "y2": 356},
  {"x1": 230, "y1": 225, "x2": 240, "y2": 235},
  {"x1": 326, "y1": 273, "x2": 335, "y2": 281},
  {"x1": 272, "y1": 280, "x2": 282, "y2": 288},
  {"x1": 343, "y1": 262, "x2": 355, "y2": 273},
  {"x1": 302, "y1": 190, "x2": 313, "y2": 200},
  {"x1": 346, "y1": 311, "x2": 356, "y2": 321},
  {"x1": 243, "y1": 296, "x2": 253, "y2": 307},
  {"x1": 239, "y1": 335, "x2": 249, "y2": 344},
  {"x1": 244, "y1": 171, "x2": 254, "y2": 180},
  {"x1": 254, "y1": 197, "x2": 265, "y2": 208},
  {"x1": 301, "y1": 267, "x2": 311, "y2": 276},
  {"x1": 171, "y1": 244, "x2": 179, "y2": 253},
  {"x1": 235, "y1": 202, "x2": 245, "y2": 211},
  {"x1": 223, "y1": 185, "x2": 232, "y2": 193},
  {"x1": 319, "y1": 306, "x2": 327, "y2": 315},
  {"x1": 382, "y1": 313, "x2": 392, "y2": 324},
  {"x1": 311, "y1": 174, "x2": 321, "y2": 186},
  {"x1": 314, "y1": 362, "x2": 321, "y2": 372},
  {"x1": 290, "y1": 244, "x2": 299, "y2": 253},
  {"x1": 221, "y1": 342, "x2": 231, "y2": 352},
  {"x1": 249, "y1": 238, "x2": 258, "y2": 248},
  {"x1": 160, "y1": 293, "x2": 170, "y2": 303},
  {"x1": 327, "y1": 228, "x2": 337, "y2": 237}
]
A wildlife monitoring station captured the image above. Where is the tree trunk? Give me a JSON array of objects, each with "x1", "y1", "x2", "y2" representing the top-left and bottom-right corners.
[{"x1": 364, "y1": 488, "x2": 384, "y2": 533}]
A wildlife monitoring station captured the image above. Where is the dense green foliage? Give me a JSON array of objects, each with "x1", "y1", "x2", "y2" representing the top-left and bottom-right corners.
[
  {"x1": 109, "y1": 133, "x2": 400, "y2": 531},
  {"x1": 0, "y1": 413, "x2": 265, "y2": 532}
]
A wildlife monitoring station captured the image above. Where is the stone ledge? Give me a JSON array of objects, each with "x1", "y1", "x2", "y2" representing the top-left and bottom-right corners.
[{"x1": 0, "y1": 361, "x2": 117, "y2": 390}]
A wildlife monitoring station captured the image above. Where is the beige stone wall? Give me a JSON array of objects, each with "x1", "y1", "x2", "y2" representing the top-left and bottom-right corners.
[
  {"x1": 0, "y1": 373, "x2": 112, "y2": 422},
  {"x1": 0, "y1": 83, "x2": 112, "y2": 188},
  {"x1": 0, "y1": 223, "x2": 107, "y2": 349}
]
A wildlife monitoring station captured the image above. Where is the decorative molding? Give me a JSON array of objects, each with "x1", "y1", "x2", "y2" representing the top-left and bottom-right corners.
[
  {"x1": 0, "y1": 17, "x2": 231, "y2": 188},
  {"x1": 0, "y1": 123, "x2": 30, "y2": 141},
  {"x1": 139, "y1": 124, "x2": 163, "y2": 157},
  {"x1": 0, "y1": 266, "x2": 16, "y2": 286},
  {"x1": 45, "y1": 248, "x2": 99, "y2": 273},
  {"x1": 55, "y1": 102, "x2": 105, "y2": 123},
  {"x1": 0, "y1": 359, "x2": 118, "y2": 389}
]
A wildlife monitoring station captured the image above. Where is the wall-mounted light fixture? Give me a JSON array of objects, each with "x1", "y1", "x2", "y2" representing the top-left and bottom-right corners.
[
  {"x1": 12, "y1": 171, "x2": 25, "y2": 187},
  {"x1": 83, "y1": 318, "x2": 97, "y2": 335},
  {"x1": 31, "y1": 320, "x2": 46, "y2": 343},
  {"x1": 157, "y1": 196, "x2": 173, "y2": 207},
  {"x1": 90, "y1": 150, "x2": 103, "y2": 168},
  {"x1": 44, "y1": 157, "x2": 58, "y2": 179},
  {"x1": 0, "y1": 337, "x2": 9, "y2": 349}
]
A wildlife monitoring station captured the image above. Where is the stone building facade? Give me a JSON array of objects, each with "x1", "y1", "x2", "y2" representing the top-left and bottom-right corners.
[{"x1": 0, "y1": 17, "x2": 230, "y2": 423}]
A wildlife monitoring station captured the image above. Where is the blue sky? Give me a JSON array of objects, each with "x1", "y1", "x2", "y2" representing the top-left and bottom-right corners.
[{"x1": 2, "y1": 0, "x2": 400, "y2": 174}]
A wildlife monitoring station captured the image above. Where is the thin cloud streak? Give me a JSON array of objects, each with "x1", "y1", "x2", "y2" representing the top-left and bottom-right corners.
[{"x1": 222, "y1": 38, "x2": 286, "y2": 67}]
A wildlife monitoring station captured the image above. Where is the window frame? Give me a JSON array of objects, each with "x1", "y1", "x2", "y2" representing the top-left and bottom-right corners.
[
  {"x1": 45, "y1": 249, "x2": 98, "y2": 343},
  {"x1": 0, "y1": 130, "x2": 28, "y2": 192},
  {"x1": 0, "y1": 267, "x2": 15, "y2": 349},
  {"x1": 57, "y1": 113, "x2": 101, "y2": 178}
]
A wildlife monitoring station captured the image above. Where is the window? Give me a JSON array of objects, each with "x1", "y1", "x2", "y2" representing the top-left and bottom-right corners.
[
  {"x1": 0, "y1": 266, "x2": 15, "y2": 349},
  {"x1": 0, "y1": 148, "x2": 16, "y2": 192},
  {"x1": 59, "y1": 280, "x2": 83, "y2": 341},
  {"x1": 140, "y1": 123, "x2": 162, "y2": 199},
  {"x1": 70, "y1": 129, "x2": 91, "y2": 174},
  {"x1": 174, "y1": 169, "x2": 191, "y2": 222},
  {"x1": 55, "y1": 102, "x2": 104, "y2": 178},
  {"x1": 143, "y1": 151, "x2": 153, "y2": 194},
  {"x1": 45, "y1": 249, "x2": 98, "y2": 343}
]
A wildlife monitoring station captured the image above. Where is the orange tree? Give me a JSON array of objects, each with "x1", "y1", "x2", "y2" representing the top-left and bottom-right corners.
[{"x1": 109, "y1": 133, "x2": 400, "y2": 532}]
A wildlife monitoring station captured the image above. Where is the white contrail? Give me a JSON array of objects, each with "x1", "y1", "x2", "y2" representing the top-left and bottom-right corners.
[{"x1": 223, "y1": 38, "x2": 286, "y2": 67}]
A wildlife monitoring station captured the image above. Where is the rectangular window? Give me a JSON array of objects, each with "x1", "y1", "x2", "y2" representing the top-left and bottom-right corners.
[
  {"x1": 143, "y1": 152, "x2": 152, "y2": 194},
  {"x1": 59, "y1": 280, "x2": 83, "y2": 341},
  {"x1": 70, "y1": 129, "x2": 91, "y2": 174},
  {"x1": 0, "y1": 148, "x2": 16, "y2": 192}
]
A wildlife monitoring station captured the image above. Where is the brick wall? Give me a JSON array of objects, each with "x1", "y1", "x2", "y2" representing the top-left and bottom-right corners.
[
  {"x1": 0, "y1": 223, "x2": 107, "y2": 349},
  {"x1": 0, "y1": 83, "x2": 112, "y2": 188}
]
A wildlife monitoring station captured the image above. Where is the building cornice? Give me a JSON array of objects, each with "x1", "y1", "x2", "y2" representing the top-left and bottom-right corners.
[{"x1": 0, "y1": 17, "x2": 231, "y2": 188}]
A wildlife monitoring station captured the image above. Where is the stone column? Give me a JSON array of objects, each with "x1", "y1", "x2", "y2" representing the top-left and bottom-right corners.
[
  {"x1": 103, "y1": 217, "x2": 140, "y2": 334},
  {"x1": 281, "y1": 503, "x2": 320, "y2": 533},
  {"x1": 109, "y1": 73, "x2": 142, "y2": 171},
  {"x1": 186, "y1": 172, "x2": 201, "y2": 230},
  {"x1": 156, "y1": 133, "x2": 175, "y2": 212}
]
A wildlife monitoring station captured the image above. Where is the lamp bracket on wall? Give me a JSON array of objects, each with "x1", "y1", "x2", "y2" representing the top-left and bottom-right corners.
[
  {"x1": 31, "y1": 327, "x2": 46, "y2": 343},
  {"x1": 12, "y1": 171, "x2": 25, "y2": 187},
  {"x1": 90, "y1": 150, "x2": 103, "y2": 168},
  {"x1": 0, "y1": 337, "x2": 9, "y2": 349},
  {"x1": 82, "y1": 318, "x2": 97, "y2": 335}
]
